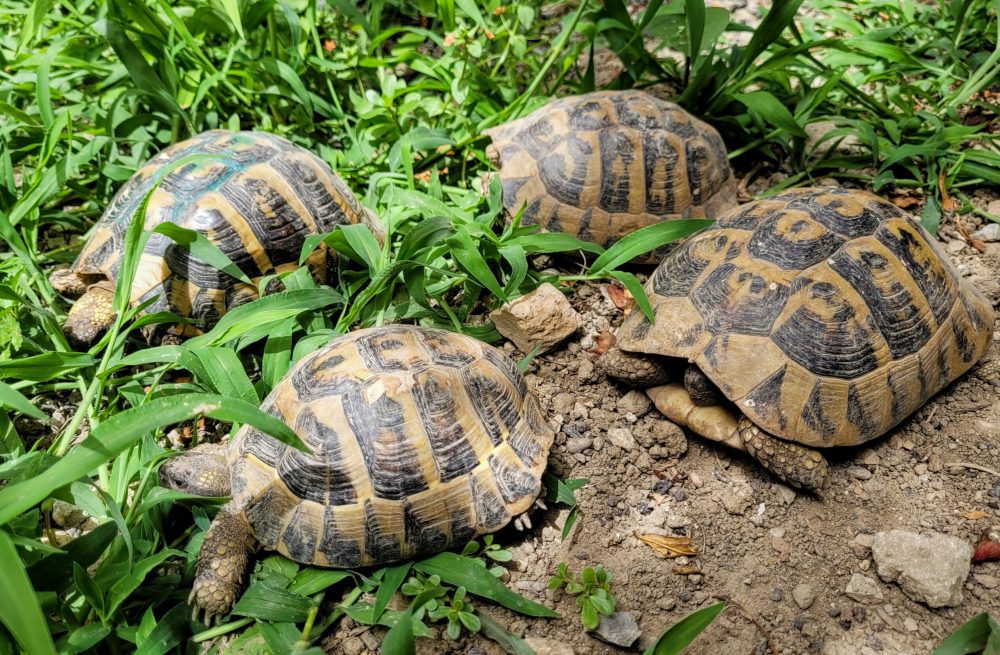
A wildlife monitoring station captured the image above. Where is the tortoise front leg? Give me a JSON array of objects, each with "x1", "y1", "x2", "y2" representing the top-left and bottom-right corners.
[
  {"x1": 191, "y1": 503, "x2": 258, "y2": 625},
  {"x1": 598, "y1": 346, "x2": 673, "y2": 387},
  {"x1": 737, "y1": 418, "x2": 828, "y2": 494}
]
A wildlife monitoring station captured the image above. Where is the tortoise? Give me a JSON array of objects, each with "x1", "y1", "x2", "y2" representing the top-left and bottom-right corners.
[
  {"x1": 599, "y1": 188, "x2": 994, "y2": 492},
  {"x1": 51, "y1": 130, "x2": 382, "y2": 348},
  {"x1": 159, "y1": 325, "x2": 554, "y2": 623},
  {"x1": 483, "y1": 90, "x2": 738, "y2": 261}
]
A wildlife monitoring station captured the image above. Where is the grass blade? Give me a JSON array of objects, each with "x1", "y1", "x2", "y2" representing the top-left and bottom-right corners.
[
  {"x1": 588, "y1": 220, "x2": 712, "y2": 273},
  {"x1": 642, "y1": 601, "x2": 725, "y2": 655},
  {"x1": 931, "y1": 613, "x2": 1000, "y2": 655},
  {"x1": 152, "y1": 223, "x2": 253, "y2": 285},
  {"x1": 0, "y1": 393, "x2": 305, "y2": 527},
  {"x1": 0, "y1": 382, "x2": 45, "y2": 420},
  {"x1": 373, "y1": 563, "x2": 410, "y2": 623},
  {"x1": 0, "y1": 529, "x2": 58, "y2": 655}
]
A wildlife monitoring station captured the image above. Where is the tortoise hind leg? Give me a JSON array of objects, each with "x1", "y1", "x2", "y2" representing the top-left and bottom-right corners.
[
  {"x1": 645, "y1": 384, "x2": 828, "y2": 493},
  {"x1": 191, "y1": 503, "x2": 258, "y2": 625},
  {"x1": 738, "y1": 418, "x2": 828, "y2": 494}
]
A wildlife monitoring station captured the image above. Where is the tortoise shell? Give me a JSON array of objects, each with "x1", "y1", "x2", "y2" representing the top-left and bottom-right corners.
[
  {"x1": 615, "y1": 188, "x2": 994, "y2": 447},
  {"x1": 484, "y1": 90, "x2": 737, "y2": 259},
  {"x1": 68, "y1": 130, "x2": 370, "y2": 336},
  {"x1": 227, "y1": 325, "x2": 554, "y2": 568}
]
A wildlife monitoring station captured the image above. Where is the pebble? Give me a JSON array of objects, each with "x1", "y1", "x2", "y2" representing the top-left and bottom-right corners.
[
  {"x1": 847, "y1": 465, "x2": 872, "y2": 481},
  {"x1": 670, "y1": 488, "x2": 688, "y2": 502},
  {"x1": 591, "y1": 612, "x2": 641, "y2": 648},
  {"x1": 688, "y1": 472, "x2": 704, "y2": 488},
  {"x1": 971, "y1": 222, "x2": 1000, "y2": 242},
  {"x1": 988, "y1": 480, "x2": 1000, "y2": 498},
  {"x1": 566, "y1": 436, "x2": 592, "y2": 454},
  {"x1": 524, "y1": 637, "x2": 575, "y2": 655},
  {"x1": 608, "y1": 427, "x2": 637, "y2": 451},
  {"x1": 653, "y1": 479, "x2": 673, "y2": 495},
  {"x1": 845, "y1": 573, "x2": 884, "y2": 604},
  {"x1": 792, "y1": 583, "x2": 817, "y2": 609},
  {"x1": 617, "y1": 390, "x2": 652, "y2": 417},
  {"x1": 665, "y1": 514, "x2": 689, "y2": 529},
  {"x1": 974, "y1": 573, "x2": 999, "y2": 589},
  {"x1": 490, "y1": 283, "x2": 581, "y2": 354},
  {"x1": 871, "y1": 529, "x2": 972, "y2": 607},
  {"x1": 718, "y1": 480, "x2": 754, "y2": 515},
  {"x1": 577, "y1": 359, "x2": 596, "y2": 381},
  {"x1": 770, "y1": 588, "x2": 784, "y2": 602}
]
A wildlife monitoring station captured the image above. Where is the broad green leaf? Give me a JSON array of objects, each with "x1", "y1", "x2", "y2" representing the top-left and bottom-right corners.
[
  {"x1": 25, "y1": 522, "x2": 118, "y2": 593},
  {"x1": 505, "y1": 232, "x2": 604, "y2": 255},
  {"x1": 231, "y1": 582, "x2": 313, "y2": 623},
  {"x1": 414, "y1": 553, "x2": 558, "y2": 617},
  {"x1": 0, "y1": 530, "x2": 57, "y2": 655},
  {"x1": 186, "y1": 347, "x2": 258, "y2": 404},
  {"x1": 734, "y1": 91, "x2": 808, "y2": 137},
  {"x1": 374, "y1": 563, "x2": 411, "y2": 623},
  {"x1": 152, "y1": 223, "x2": 252, "y2": 285},
  {"x1": 134, "y1": 603, "x2": 189, "y2": 655},
  {"x1": 643, "y1": 601, "x2": 726, "y2": 655},
  {"x1": 588, "y1": 220, "x2": 712, "y2": 273},
  {"x1": 0, "y1": 383, "x2": 44, "y2": 420},
  {"x1": 0, "y1": 353, "x2": 95, "y2": 382},
  {"x1": 218, "y1": 0, "x2": 245, "y2": 38},
  {"x1": 288, "y1": 570, "x2": 353, "y2": 597},
  {"x1": 478, "y1": 612, "x2": 534, "y2": 655},
  {"x1": 609, "y1": 270, "x2": 656, "y2": 323},
  {"x1": 0, "y1": 393, "x2": 305, "y2": 526},
  {"x1": 931, "y1": 612, "x2": 1000, "y2": 655}
]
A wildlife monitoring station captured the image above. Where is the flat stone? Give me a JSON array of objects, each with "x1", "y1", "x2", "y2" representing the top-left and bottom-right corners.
[
  {"x1": 847, "y1": 465, "x2": 872, "y2": 481},
  {"x1": 566, "y1": 437, "x2": 592, "y2": 454},
  {"x1": 974, "y1": 573, "x2": 999, "y2": 589},
  {"x1": 845, "y1": 574, "x2": 883, "y2": 604},
  {"x1": 607, "y1": 427, "x2": 637, "y2": 451},
  {"x1": 871, "y1": 530, "x2": 972, "y2": 607},
  {"x1": 490, "y1": 283, "x2": 581, "y2": 353},
  {"x1": 792, "y1": 583, "x2": 817, "y2": 609},
  {"x1": 718, "y1": 480, "x2": 754, "y2": 515},
  {"x1": 591, "y1": 611, "x2": 641, "y2": 648},
  {"x1": 617, "y1": 390, "x2": 652, "y2": 417},
  {"x1": 972, "y1": 222, "x2": 1000, "y2": 242},
  {"x1": 524, "y1": 637, "x2": 575, "y2": 655}
]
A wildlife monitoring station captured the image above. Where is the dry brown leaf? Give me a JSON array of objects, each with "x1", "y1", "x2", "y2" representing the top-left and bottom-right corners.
[
  {"x1": 938, "y1": 172, "x2": 957, "y2": 211},
  {"x1": 890, "y1": 194, "x2": 921, "y2": 209},
  {"x1": 637, "y1": 533, "x2": 698, "y2": 558},
  {"x1": 606, "y1": 281, "x2": 631, "y2": 309},
  {"x1": 589, "y1": 330, "x2": 616, "y2": 356},
  {"x1": 963, "y1": 510, "x2": 989, "y2": 520},
  {"x1": 672, "y1": 564, "x2": 701, "y2": 575}
]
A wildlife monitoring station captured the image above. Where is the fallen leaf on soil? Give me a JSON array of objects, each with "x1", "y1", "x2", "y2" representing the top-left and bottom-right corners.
[
  {"x1": 672, "y1": 564, "x2": 701, "y2": 575},
  {"x1": 890, "y1": 192, "x2": 921, "y2": 209},
  {"x1": 589, "y1": 330, "x2": 616, "y2": 356},
  {"x1": 606, "y1": 281, "x2": 631, "y2": 309},
  {"x1": 637, "y1": 533, "x2": 698, "y2": 558},
  {"x1": 963, "y1": 510, "x2": 989, "y2": 520},
  {"x1": 938, "y1": 172, "x2": 957, "y2": 211},
  {"x1": 972, "y1": 528, "x2": 1000, "y2": 564}
]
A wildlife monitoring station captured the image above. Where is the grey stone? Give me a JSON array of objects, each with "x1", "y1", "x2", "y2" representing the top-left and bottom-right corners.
[
  {"x1": 845, "y1": 573, "x2": 883, "y2": 604},
  {"x1": 524, "y1": 637, "x2": 575, "y2": 655},
  {"x1": 871, "y1": 530, "x2": 972, "y2": 607},
  {"x1": 718, "y1": 480, "x2": 754, "y2": 515},
  {"x1": 846, "y1": 465, "x2": 872, "y2": 481},
  {"x1": 792, "y1": 583, "x2": 817, "y2": 609},
  {"x1": 971, "y1": 222, "x2": 1000, "y2": 242},
  {"x1": 591, "y1": 611, "x2": 641, "y2": 648},
  {"x1": 617, "y1": 390, "x2": 652, "y2": 417},
  {"x1": 607, "y1": 427, "x2": 637, "y2": 451},
  {"x1": 566, "y1": 437, "x2": 592, "y2": 454},
  {"x1": 490, "y1": 283, "x2": 581, "y2": 353}
]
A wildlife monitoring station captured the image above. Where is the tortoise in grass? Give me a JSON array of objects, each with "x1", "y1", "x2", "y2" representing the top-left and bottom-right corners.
[
  {"x1": 160, "y1": 325, "x2": 554, "y2": 623},
  {"x1": 599, "y1": 188, "x2": 994, "y2": 492},
  {"x1": 50, "y1": 130, "x2": 382, "y2": 348},
  {"x1": 483, "y1": 90, "x2": 737, "y2": 261}
]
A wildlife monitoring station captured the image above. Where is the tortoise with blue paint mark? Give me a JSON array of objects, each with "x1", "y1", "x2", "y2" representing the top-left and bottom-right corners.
[
  {"x1": 51, "y1": 130, "x2": 381, "y2": 348},
  {"x1": 599, "y1": 188, "x2": 994, "y2": 492},
  {"x1": 160, "y1": 325, "x2": 554, "y2": 623}
]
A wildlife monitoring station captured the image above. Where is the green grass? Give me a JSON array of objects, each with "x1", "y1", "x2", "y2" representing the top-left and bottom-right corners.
[{"x1": 0, "y1": 0, "x2": 998, "y2": 653}]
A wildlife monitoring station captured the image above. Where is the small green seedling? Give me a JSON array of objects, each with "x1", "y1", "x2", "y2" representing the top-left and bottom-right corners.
[
  {"x1": 548, "y1": 563, "x2": 616, "y2": 630},
  {"x1": 427, "y1": 586, "x2": 482, "y2": 640},
  {"x1": 461, "y1": 534, "x2": 514, "y2": 577}
]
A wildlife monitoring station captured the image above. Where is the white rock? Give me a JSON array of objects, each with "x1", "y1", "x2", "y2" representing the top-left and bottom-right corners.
[
  {"x1": 871, "y1": 530, "x2": 972, "y2": 608},
  {"x1": 845, "y1": 573, "x2": 883, "y2": 604},
  {"x1": 607, "y1": 427, "x2": 637, "y2": 451},
  {"x1": 591, "y1": 612, "x2": 641, "y2": 648},
  {"x1": 718, "y1": 480, "x2": 754, "y2": 515},
  {"x1": 490, "y1": 283, "x2": 581, "y2": 353},
  {"x1": 565, "y1": 437, "x2": 592, "y2": 454},
  {"x1": 792, "y1": 583, "x2": 816, "y2": 609},
  {"x1": 971, "y1": 222, "x2": 1000, "y2": 242},
  {"x1": 524, "y1": 637, "x2": 575, "y2": 655}
]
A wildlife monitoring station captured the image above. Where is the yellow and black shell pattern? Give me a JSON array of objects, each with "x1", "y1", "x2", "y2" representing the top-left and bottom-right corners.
[
  {"x1": 616, "y1": 188, "x2": 994, "y2": 447},
  {"x1": 227, "y1": 325, "x2": 555, "y2": 568},
  {"x1": 69, "y1": 130, "x2": 368, "y2": 336},
  {"x1": 484, "y1": 90, "x2": 737, "y2": 258}
]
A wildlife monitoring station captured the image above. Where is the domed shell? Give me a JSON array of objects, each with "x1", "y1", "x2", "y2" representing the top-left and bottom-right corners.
[
  {"x1": 70, "y1": 130, "x2": 371, "y2": 336},
  {"x1": 616, "y1": 188, "x2": 994, "y2": 447},
  {"x1": 228, "y1": 326, "x2": 554, "y2": 568},
  {"x1": 484, "y1": 90, "x2": 737, "y2": 258}
]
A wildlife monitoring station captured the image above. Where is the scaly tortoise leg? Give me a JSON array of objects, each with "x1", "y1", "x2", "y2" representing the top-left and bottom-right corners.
[
  {"x1": 597, "y1": 346, "x2": 674, "y2": 387},
  {"x1": 190, "y1": 503, "x2": 258, "y2": 625},
  {"x1": 646, "y1": 384, "x2": 829, "y2": 494}
]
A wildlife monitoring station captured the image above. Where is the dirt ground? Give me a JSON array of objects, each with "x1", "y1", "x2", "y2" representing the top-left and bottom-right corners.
[{"x1": 322, "y1": 183, "x2": 1000, "y2": 655}]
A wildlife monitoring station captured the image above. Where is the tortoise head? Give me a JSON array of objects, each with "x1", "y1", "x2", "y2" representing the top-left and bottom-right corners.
[
  {"x1": 159, "y1": 443, "x2": 232, "y2": 498},
  {"x1": 62, "y1": 281, "x2": 116, "y2": 350},
  {"x1": 50, "y1": 269, "x2": 104, "y2": 299}
]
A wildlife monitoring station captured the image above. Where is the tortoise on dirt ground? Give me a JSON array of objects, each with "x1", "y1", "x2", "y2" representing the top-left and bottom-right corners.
[
  {"x1": 160, "y1": 325, "x2": 554, "y2": 623},
  {"x1": 483, "y1": 90, "x2": 738, "y2": 262},
  {"x1": 599, "y1": 188, "x2": 994, "y2": 492},
  {"x1": 51, "y1": 130, "x2": 383, "y2": 348}
]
